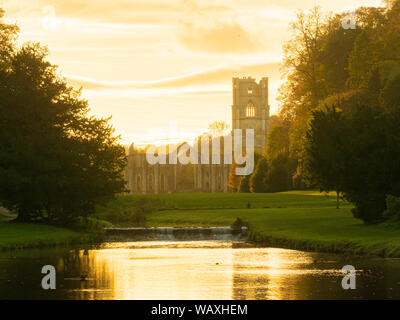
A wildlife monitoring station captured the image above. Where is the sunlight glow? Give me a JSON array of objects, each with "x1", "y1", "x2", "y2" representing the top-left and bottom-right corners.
[{"x1": 2, "y1": 0, "x2": 385, "y2": 146}]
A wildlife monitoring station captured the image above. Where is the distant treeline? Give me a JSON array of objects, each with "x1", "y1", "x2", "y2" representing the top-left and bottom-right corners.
[{"x1": 232, "y1": 1, "x2": 400, "y2": 224}]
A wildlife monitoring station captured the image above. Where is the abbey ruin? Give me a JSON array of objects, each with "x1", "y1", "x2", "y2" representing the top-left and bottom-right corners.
[{"x1": 124, "y1": 76, "x2": 270, "y2": 194}]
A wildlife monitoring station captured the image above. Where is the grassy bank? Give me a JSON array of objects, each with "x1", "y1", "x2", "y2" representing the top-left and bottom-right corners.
[
  {"x1": 97, "y1": 190, "x2": 346, "y2": 211},
  {"x1": 97, "y1": 191, "x2": 400, "y2": 257},
  {"x1": 0, "y1": 222, "x2": 89, "y2": 250},
  {"x1": 4, "y1": 191, "x2": 399, "y2": 255}
]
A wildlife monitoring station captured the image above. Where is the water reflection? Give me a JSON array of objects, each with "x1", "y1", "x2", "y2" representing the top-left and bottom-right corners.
[
  {"x1": 231, "y1": 248, "x2": 343, "y2": 299},
  {"x1": 0, "y1": 241, "x2": 399, "y2": 299}
]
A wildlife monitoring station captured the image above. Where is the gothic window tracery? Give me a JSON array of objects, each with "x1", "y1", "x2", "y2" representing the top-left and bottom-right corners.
[{"x1": 246, "y1": 102, "x2": 255, "y2": 117}]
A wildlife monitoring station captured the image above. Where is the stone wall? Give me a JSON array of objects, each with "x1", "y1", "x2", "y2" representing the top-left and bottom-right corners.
[{"x1": 124, "y1": 145, "x2": 229, "y2": 194}]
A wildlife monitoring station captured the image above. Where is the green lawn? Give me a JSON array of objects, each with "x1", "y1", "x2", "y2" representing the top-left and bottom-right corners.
[
  {"x1": 0, "y1": 222, "x2": 86, "y2": 250},
  {"x1": 3, "y1": 191, "x2": 399, "y2": 256},
  {"x1": 97, "y1": 190, "x2": 351, "y2": 211},
  {"x1": 98, "y1": 190, "x2": 400, "y2": 257}
]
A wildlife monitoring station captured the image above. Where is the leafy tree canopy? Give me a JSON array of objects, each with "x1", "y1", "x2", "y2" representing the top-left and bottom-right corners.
[{"x1": 0, "y1": 11, "x2": 127, "y2": 224}]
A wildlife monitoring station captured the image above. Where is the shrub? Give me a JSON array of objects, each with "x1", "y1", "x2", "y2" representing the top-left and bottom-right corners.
[
  {"x1": 231, "y1": 217, "x2": 248, "y2": 231},
  {"x1": 250, "y1": 157, "x2": 268, "y2": 193},
  {"x1": 98, "y1": 197, "x2": 169, "y2": 226},
  {"x1": 350, "y1": 195, "x2": 387, "y2": 224},
  {"x1": 383, "y1": 195, "x2": 400, "y2": 221},
  {"x1": 239, "y1": 176, "x2": 250, "y2": 193},
  {"x1": 102, "y1": 207, "x2": 147, "y2": 226},
  {"x1": 71, "y1": 217, "x2": 113, "y2": 232}
]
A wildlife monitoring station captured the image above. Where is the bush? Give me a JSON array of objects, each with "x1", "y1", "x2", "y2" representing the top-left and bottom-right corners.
[
  {"x1": 250, "y1": 157, "x2": 268, "y2": 193},
  {"x1": 239, "y1": 176, "x2": 250, "y2": 193},
  {"x1": 350, "y1": 195, "x2": 387, "y2": 224},
  {"x1": 383, "y1": 195, "x2": 400, "y2": 221},
  {"x1": 71, "y1": 217, "x2": 113, "y2": 232},
  {"x1": 102, "y1": 207, "x2": 147, "y2": 226},
  {"x1": 231, "y1": 217, "x2": 248, "y2": 232},
  {"x1": 98, "y1": 197, "x2": 169, "y2": 226},
  {"x1": 266, "y1": 152, "x2": 295, "y2": 192}
]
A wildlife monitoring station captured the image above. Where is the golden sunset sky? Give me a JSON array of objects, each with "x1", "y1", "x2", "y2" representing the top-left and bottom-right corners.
[{"x1": 2, "y1": 0, "x2": 383, "y2": 146}]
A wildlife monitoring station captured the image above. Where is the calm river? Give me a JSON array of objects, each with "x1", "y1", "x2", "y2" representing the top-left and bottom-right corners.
[{"x1": 0, "y1": 241, "x2": 399, "y2": 299}]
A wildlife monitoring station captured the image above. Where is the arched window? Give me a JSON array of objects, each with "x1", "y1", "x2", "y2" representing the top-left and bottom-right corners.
[{"x1": 246, "y1": 102, "x2": 255, "y2": 117}]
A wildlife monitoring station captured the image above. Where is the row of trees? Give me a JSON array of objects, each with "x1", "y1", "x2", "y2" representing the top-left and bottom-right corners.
[
  {"x1": 228, "y1": 145, "x2": 295, "y2": 194},
  {"x1": 264, "y1": 0, "x2": 400, "y2": 223},
  {"x1": 0, "y1": 9, "x2": 127, "y2": 224},
  {"x1": 230, "y1": 1, "x2": 400, "y2": 224}
]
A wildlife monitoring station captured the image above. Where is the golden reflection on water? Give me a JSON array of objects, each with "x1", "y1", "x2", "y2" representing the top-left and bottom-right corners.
[{"x1": 67, "y1": 241, "x2": 343, "y2": 300}]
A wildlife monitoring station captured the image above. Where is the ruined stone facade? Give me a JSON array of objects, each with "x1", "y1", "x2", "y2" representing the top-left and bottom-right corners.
[
  {"x1": 232, "y1": 77, "x2": 270, "y2": 154},
  {"x1": 124, "y1": 144, "x2": 231, "y2": 193},
  {"x1": 124, "y1": 76, "x2": 269, "y2": 194},
  {"x1": 193, "y1": 162, "x2": 231, "y2": 193},
  {"x1": 124, "y1": 144, "x2": 178, "y2": 194}
]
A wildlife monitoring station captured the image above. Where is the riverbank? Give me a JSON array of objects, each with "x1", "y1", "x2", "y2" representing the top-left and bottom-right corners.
[
  {"x1": 146, "y1": 207, "x2": 400, "y2": 257},
  {"x1": 2, "y1": 191, "x2": 400, "y2": 256},
  {"x1": 97, "y1": 191, "x2": 400, "y2": 258},
  {"x1": 0, "y1": 222, "x2": 89, "y2": 250}
]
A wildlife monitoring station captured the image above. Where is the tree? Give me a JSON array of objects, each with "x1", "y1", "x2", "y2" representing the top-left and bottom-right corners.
[
  {"x1": 0, "y1": 25, "x2": 127, "y2": 223},
  {"x1": 274, "y1": 1, "x2": 400, "y2": 222},
  {"x1": 319, "y1": 13, "x2": 361, "y2": 95},
  {"x1": 238, "y1": 176, "x2": 250, "y2": 193},
  {"x1": 306, "y1": 99, "x2": 400, "y2": 223},
  {"x1": 228, "y1": 162, "x2": 240, "y2": 192},
  {"x1": 263, "y1": 115, "x2": 297, "y2": 192},
  {"x1": 276, "y1": 5, "x2": 388, "y2": 187},
  {"x1": 305, "y1": 106, "x2": 347, "y2": 208},
  {"x1": 207, "y1": 121, "x2": 230, "y2": 137},
  {"x1": 265, "y1": 154, "x2": 294, "y2": 193},
  {"x1": 279, "y1": 7, "x2": 327, "y2": 120},
  {"x1": 346, "y1": 7, "x2": 386, "y2": 89},
  {"x1": 0, "y1": 9, "x2": 18, "y2": 69},
  {"x1": 266, "y1": 121, "x2": 290, "y2": 158},
  {"x1": 277, "y1": 7, "x2": 332, "y2": 181},
  {"x1": 249, "y1": 157, "x2": 268, "y2": 193},
  {"x1": 380, "y1": 73, "x2": 400, "y2": 109}
]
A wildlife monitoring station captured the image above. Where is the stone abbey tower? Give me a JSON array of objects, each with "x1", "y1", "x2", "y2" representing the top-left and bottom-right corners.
[
  {"x1": 124, "y1": 76, "x2": 270, "y2": 193},
  {"x1": 232, "y1": 77, "x2": 270, "y2": 154}
]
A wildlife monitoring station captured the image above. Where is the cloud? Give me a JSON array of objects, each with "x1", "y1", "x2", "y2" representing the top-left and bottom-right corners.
[
  {"x1": 64, "y1": 61, "x2": 280, "y2": 90},
  {"x1": 4, "y1": 0, "x2": 229, "y2": 25},
  {"x1": 179, "y1": 22, "x2": 262, "y2": 53}
]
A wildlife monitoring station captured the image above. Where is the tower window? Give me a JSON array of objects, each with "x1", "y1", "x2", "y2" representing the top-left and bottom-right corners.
[
  {"x1": 248, "y1": 87, "x2": 253, "y2": 94},
  {"x1": 246, "y1": 103, "x2": 255, "y2": 117}
]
